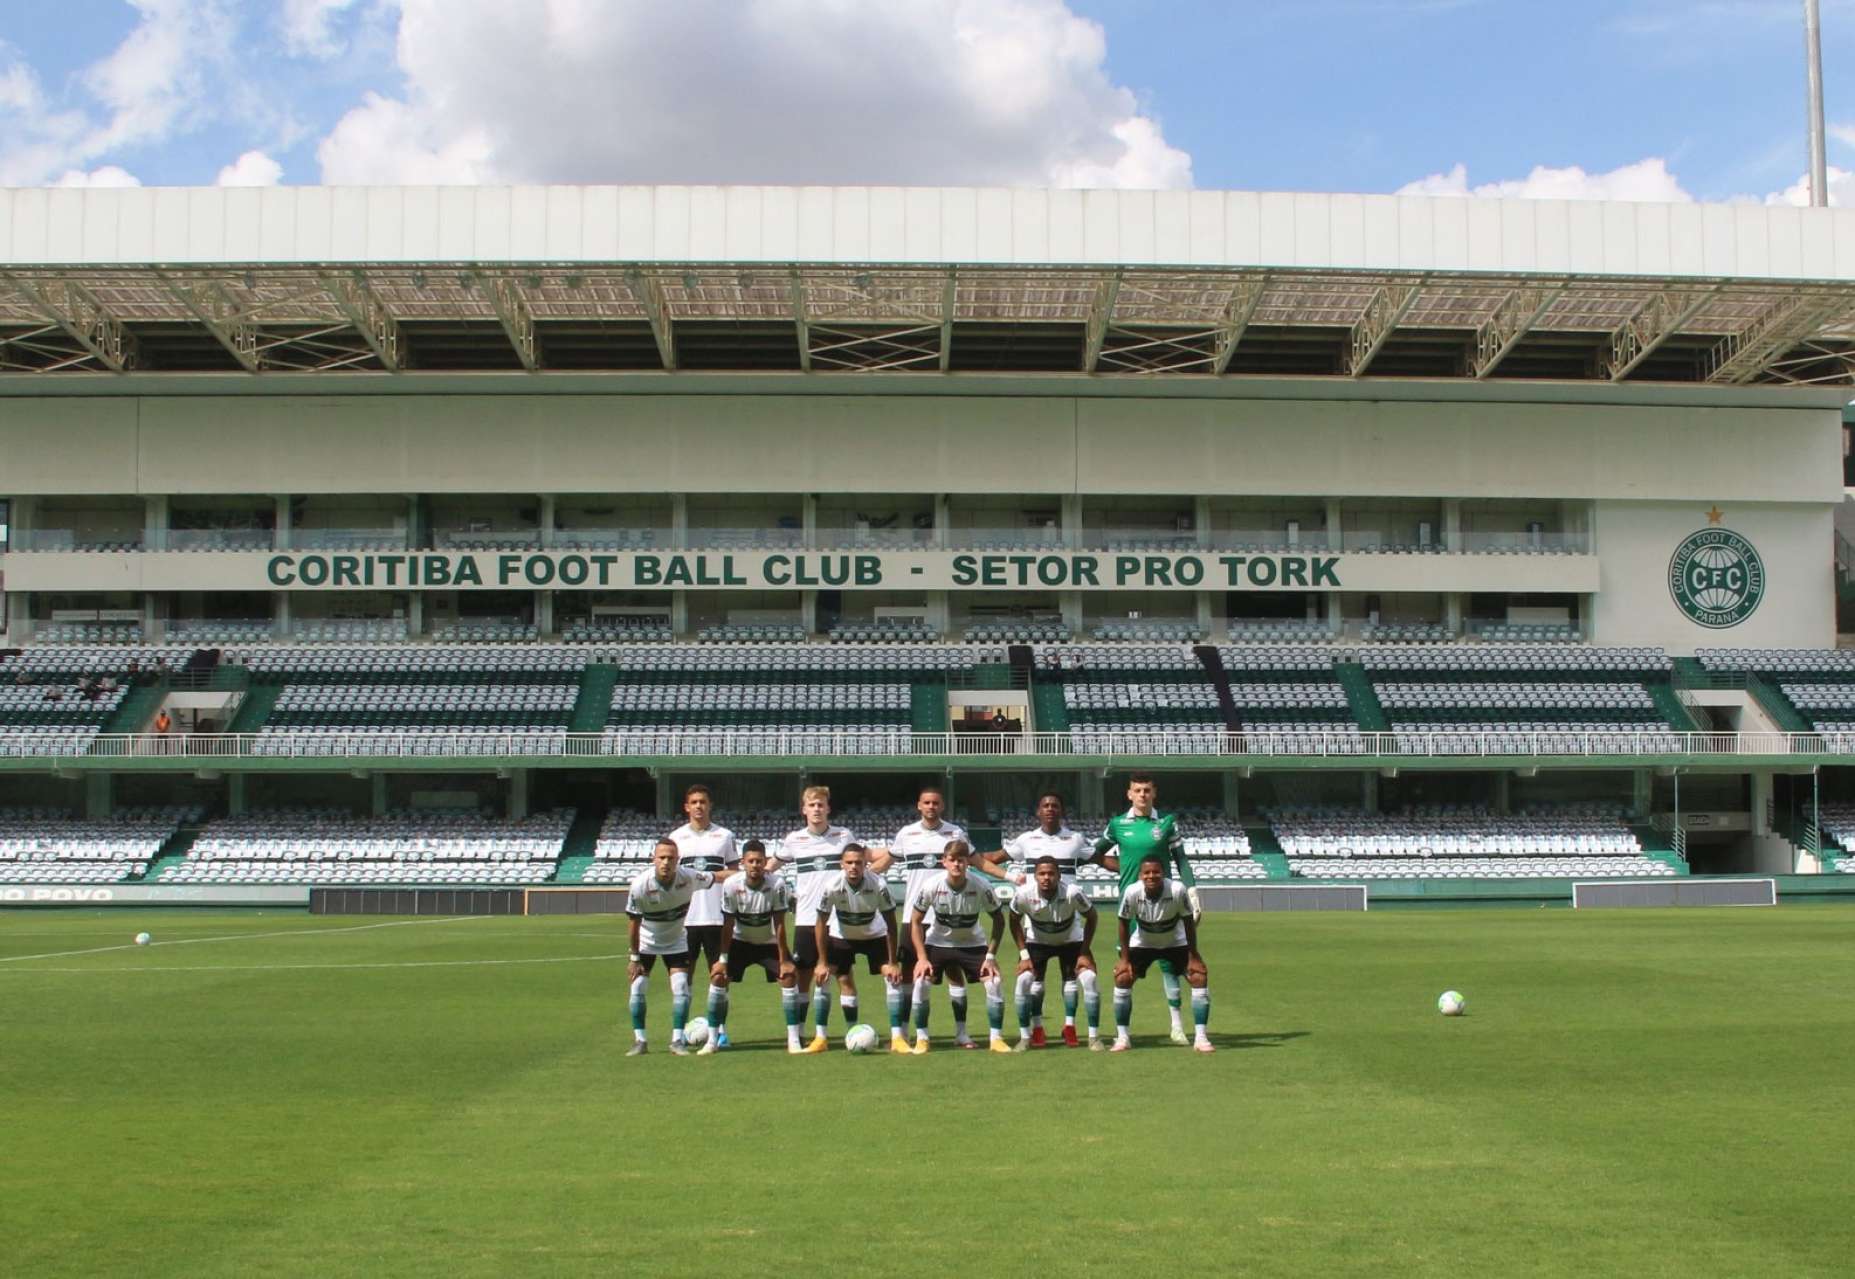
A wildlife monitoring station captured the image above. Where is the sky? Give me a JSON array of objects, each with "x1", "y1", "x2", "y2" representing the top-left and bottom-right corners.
[{"x1": 2, "y1": 0, "x2": 1853, "y2": 204}]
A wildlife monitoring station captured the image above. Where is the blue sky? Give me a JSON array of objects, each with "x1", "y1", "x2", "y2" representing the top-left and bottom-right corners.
[{"x1": 2, "y1": 0, "x2": 1851, "y2": 202}]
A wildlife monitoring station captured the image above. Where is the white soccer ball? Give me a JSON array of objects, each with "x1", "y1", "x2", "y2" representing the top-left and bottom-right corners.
[
  {"x1": 133, "y1": 932, "x2": 152, "y2": 946},
  {"x1": 1437, "y1": 990, "x2": 1465, "y2": 1017},
  {"x1": 683, "y1": 1016, "x2": 711, "y2": 1048},
  {"x1": 844, "y1": 1023, "x2": 878, "y2": 1054}
]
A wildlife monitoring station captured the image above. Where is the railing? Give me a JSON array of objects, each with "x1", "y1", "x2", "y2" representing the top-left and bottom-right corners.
[
  {"x1": 6, "y1": 530, "x2": 145, "y2": 552},
  {"x1": 1, "y1": 727, "x2": 1845, "y2": 763},
  {"x1": 289, "y1": 528, "x2": 408, "y2": 551},
  {"x1": 166, "y1": 529, "x2": 275, "y2": 552}
]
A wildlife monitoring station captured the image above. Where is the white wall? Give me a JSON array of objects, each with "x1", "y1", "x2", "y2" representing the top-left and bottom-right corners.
[
  {"x1": 0, "y1": 393, "x2": 1840, "y2": 502},
  {"x1": 7, "y1": 185, "x2": 1855, "y2": 280},
  {"x1": 1591, "y1": 500, "x2": 1835, "y2": 650}
]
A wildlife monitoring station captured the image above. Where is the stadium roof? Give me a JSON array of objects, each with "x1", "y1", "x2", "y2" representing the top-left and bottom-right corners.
[{"x1": 2, "y1": 184, "x2": 1854, "y2": 385}]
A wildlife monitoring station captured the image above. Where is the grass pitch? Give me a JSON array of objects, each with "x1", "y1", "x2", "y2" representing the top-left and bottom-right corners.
[{"x1": 3, "y1": 906, "x2": 1853, "y2": 1278}]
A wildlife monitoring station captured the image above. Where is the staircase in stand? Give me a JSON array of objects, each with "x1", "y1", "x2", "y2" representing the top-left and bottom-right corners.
[
  {"x1": 550, "y1": 807, "x2": 606, "y2": 884},
  {"x1": 135, "y1": 827, "x2": 201, "y2": 882},
  {"x1": 569, "y1": 665, "x2": 619, "y2": 734},
  {"x1": 1193, "y1": 645, "x2": 1244, "y2": 732},
  {"x1": 1334, "y1": 662, "x2": 1391, "y2": 731}
]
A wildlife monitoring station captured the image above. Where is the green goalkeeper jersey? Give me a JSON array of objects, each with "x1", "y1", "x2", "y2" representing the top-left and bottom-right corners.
[{"x1": 1093, "y1": 808, "x2": 1195, "y2": 893}]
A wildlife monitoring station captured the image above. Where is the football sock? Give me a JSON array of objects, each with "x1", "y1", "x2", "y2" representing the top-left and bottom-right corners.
[
  {"x1": 669, "y1": 970, "x2": 691, "y2": 1039},
  {"x1": 811, "y1": 987, "x2": 831, "y2": 1038},
  {"x1": 885, "y1": 982, "x2": 905, "y2": 1035},
  {"x1": 950, "y1": 988, "x2": 969, "y2": 1039},
  {"x1": 840, "y1": 994, "x2": 858, "y2": 1027},
  {"x1": 628, "y1": 974, "x2": 649, "y2": 1039},
  {"x1": 1014, "y1": 970, "x2": 1035, "y2": 1034},
  {"x1": 781, "y1": 986, "x2": 803, "y2": 1048},
  {"x1": 1162, "y1": 969, "x2": 1184, "y2": 1033},
  {"x1": 1113, "y1": 985, "x2": 1133, "y2": 1037},
  {"x1": 912, "y1": 977, "x2": 932, "y2": 1038},
  {"x1": 1078, "y1": 968, "x2": 1101, "y2": 1035},
  {"x1": 1062, "y1": 979, "x2": 1078, "y2": 1028},
  {"x1": 1192, "y1": 986, "x2": 1211, "y2": 1041},
  {"x1": 706, "y1": 984, "x2": 728, "y2": 1036},
  {"x1": 1030, "y1": 980, "x2": 1045, "y2": 1030},
  {"x1": 984, "y1": 976, "x2": 1005, "y2": 1041}
]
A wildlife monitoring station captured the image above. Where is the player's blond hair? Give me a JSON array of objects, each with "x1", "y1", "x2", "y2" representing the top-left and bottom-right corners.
[{"x1": 801, "y1": 784, "x2": 831, "y2": 804}]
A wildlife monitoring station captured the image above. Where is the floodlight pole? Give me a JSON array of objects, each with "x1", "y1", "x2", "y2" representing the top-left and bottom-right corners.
[{"x1": 1805, "y1": 0, "x2": 1828, "y2": 207}]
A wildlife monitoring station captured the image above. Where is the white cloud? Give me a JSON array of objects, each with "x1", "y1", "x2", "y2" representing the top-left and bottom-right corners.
[
  {"x1": 1831, "y1": 123, "x2": 1855, "y2": 150},
  {"x1": 1397, "y1": 158, "x2": 1694, "y2": 202},
  {"x1": 80, "y1": 0, "x2": 234, "y2": 156},
  {"x1": 316, "y1": 0, "x2": 1192, "y2": 188},
  {"x1": 50, "y1": 166, "x2": 142, "y2": 189},
  {"x1": 281, "y1": 0, "x2": 362, "y2": 59},
  {"x1": 1761, "y1": 166, "x2": 1854, "y2": 207},
  {"x1": 216, "y1": 149, "x2": 284, "y2": 186},
  {"x1": 0, "y1": 3, "x2": 231, "y2": 186}
]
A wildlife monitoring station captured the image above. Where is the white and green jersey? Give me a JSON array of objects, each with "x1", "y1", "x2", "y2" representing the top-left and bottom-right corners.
[
  {"x1": 669, "y1": 821, "x2": 737, "y2": 928},
  {"x1": 911, "y1": 871, "x2": 999, "y2": 949},
  {"x1": 893, "y1": 819, "x2": 970, "y2": 922},
  {"x1": 819, "y1": 871, "x2": 897, "y2": 941},
  {"x1": 782, "y1": 824, "x2": 857, "y2": 927},
  {"x1": 626, "y1": 866, "x2": 716, "y2": 954},
  {"x1": 1003, "y1": 825, "x2": 1094, "y2": 878},
  {"x1": 1010, "y1": 878, "x2": 1094, "y2": 946},
  {"x1": 1117, "y1": 878, "x2": 1191, "y2": 950},
  {"x1": 720, "y1": 874, "x2": 791, "y2": 947}
]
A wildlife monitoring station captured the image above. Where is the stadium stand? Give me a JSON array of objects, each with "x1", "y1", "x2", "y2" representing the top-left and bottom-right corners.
[
  {"x1": 1226, "y1": 621, "x2": 1335, "y2": 644},
  {"x1": 158, "y1": 808, "x2": 572, "y2": 885},
  {"x1": 1270, "y1": 803, "x2": 1673, "y2": 880},
  {"x1": 1359, "y1": 646, "x2": 1682, "y2": 753},
  {"x1": 0, "y1": 805, "x2": 195, "y2": 883},
  {"x1": 1216, "y1": 646, "x2": 1368, "y2": 753},
  {"x1": 829, "y1": 621, "x2": 940, "y2": 644},
  {"x1": 0, "y1": 680, "x2": 132, "y2": 755},
  {"x1": 1046, "y1": 645, "x2": 1226, "y2": 753}
]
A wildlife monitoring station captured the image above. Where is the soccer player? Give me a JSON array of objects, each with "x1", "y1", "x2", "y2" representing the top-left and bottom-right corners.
[
  {"x1": 625, "y1": 836, "x2": 721, "y2": 1056},
  {"x1": 812, "y1": 843, "x2": 904, "y2": 1051},
  {"x1": 708, "y1": 839, "x2": 798, "y2": 1054},
  {"x1": 1007, "y1": 854, "x2": 1103, "y2": 1050},
  {"x1": 783, "y1": 784, "x2": 858, "y2": 1052},
  {"x1": 1093, "y1": 773, "x2": 1200, "y2": 1045},
  {"x1": 999, "y1": 791, "x2": 1112, "y2": 1047},
  {"x1": 890, "y1": 783, "x2": 972, "y2": 1052},
  {"x1": 669, "y1": 783, "x2": 739, "y2": 1048},
  {"x1": 1111, "y1": 854, "x2": 1213, "y2": 1053},
  {"x1": 907, "y1": 841, "x2": 1010, "y2": 1053}
]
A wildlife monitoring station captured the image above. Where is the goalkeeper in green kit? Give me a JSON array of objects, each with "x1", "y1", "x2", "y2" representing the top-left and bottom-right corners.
[{"x1": 1092, "y1": 774, "x2": 1201, "y2": 1045}]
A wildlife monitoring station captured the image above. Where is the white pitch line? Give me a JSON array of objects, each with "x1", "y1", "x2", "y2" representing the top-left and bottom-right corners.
[
  {"x1": 0, "y1": 954, "x2": 626, "y2": 975},
  {"x1": 0, "y1": 915, "x2": 496, "y2": 964}
]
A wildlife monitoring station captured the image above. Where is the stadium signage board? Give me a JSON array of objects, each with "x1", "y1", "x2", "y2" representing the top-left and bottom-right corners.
[
  {"x1": 258, "y1": 550, "x2": 1345, "y2": 591},
  {"x1": 1667, "y1": 527, "x2": 1764, "y2": 629}
]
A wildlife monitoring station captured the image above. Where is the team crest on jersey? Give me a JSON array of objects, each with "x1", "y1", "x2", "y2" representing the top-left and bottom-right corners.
[{"x1": 1668, "y1": 527, "x2": 1764, "y2": 629}]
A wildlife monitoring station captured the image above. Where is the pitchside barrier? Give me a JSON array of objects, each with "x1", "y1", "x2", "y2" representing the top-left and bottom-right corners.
[
  {"x1": 1571, "y1": 878, "x2": 1777, "y2": 909},
  {"x1": 0, "y1": 884, "x2": 308, "y2": 906},
  {"x1": 303, "y1": 884, "x2": 1371, "y2": 915},
  {"x1": 309, "y1": 887, "x2": 525, "y2": 915}
]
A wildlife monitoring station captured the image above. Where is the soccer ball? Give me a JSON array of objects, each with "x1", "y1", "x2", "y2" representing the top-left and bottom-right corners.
[
  {"x1": 683, "y1": 1017, "x2": 711, "y2": 1048},
  {"x1": 844, "y1": 1023, "x2": 878, "y2": 1054},
  {"x1": 133, "y1": 932, "x2": 152, "y2": 946},
  {"x1": 1437, "y1": 990, "x2": 1465, "y2": 1017}
]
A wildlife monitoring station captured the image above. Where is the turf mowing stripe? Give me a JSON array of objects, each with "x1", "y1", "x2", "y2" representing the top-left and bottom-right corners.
[
  {"x1": 0, "y1": 914, "x2": 497, "y2": 964},
  {"x1": 0, "y1": 954, "x2": 629, "y2": 975}
]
